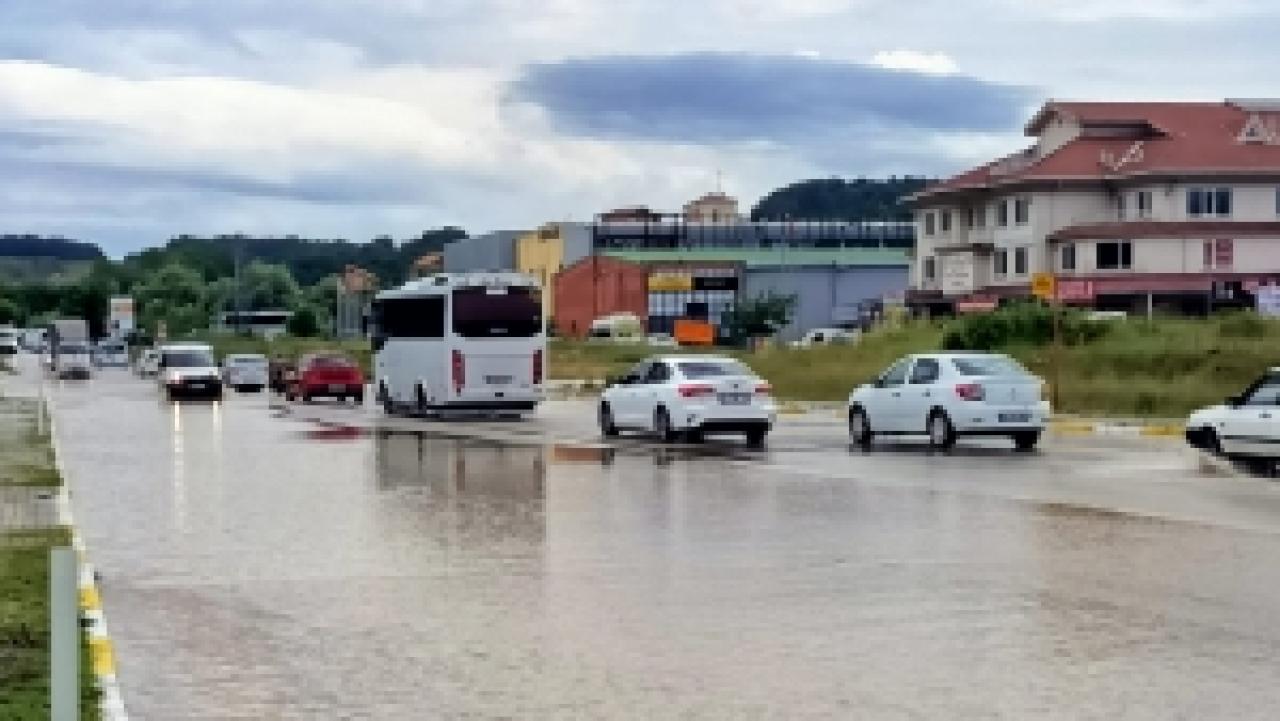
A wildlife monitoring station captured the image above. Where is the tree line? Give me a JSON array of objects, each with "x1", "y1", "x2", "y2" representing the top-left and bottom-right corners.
[{"x1": 0, "y1": 228, "x2": 466, "y2": 340}]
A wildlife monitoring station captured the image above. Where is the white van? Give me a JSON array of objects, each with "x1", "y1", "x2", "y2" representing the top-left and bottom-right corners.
[
  {"x1": 371, "y1": 272, "x2": 545, "y2": 416},
  {"x1": 157, "y1": 343, "x2": 222, "y2": 399},
  {"x1": 55, "y1": 342, "x2": 93, "y2": 379}
]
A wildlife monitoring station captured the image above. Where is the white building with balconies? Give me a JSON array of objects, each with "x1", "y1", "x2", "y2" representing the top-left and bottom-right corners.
[{"x1": 909, "y1": 99, "x2": 1280, "y2": 314}]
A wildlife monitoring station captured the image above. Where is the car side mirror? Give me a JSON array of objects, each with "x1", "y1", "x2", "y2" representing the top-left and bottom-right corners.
[{"x1": 873, "y1": 377, "x2": 885, "y2": 389}]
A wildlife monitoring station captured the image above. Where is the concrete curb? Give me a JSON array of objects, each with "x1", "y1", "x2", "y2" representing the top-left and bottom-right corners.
[
  {"x1": 1048, "y1": 420, "x2": 1183, "y2": 438},
  {"x1": 50, "y1": 407, "x2": 129, "y2": 721}
]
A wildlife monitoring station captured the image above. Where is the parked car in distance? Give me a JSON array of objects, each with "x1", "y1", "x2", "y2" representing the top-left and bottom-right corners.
[
  {"x1": 135, "y1": 349, "x2": 161, "y2": 377},
  {"x1": 1185, "y1": 368, "x2": 1280, "y2": 459},
  {"x1": 157, "y1": 343, "x2": 222, "y2": 400},
  {"x1": 94, "y1": 339, "x2": 129, "y2": 368},
  {"x1": 847, "y1": 353, "x2": 1049, "y2": 451},
  {"x1": 222, "y1": 353, "x2": 269, "y2": 392},
  {"x1": 792, "y1": 327, "x2": 859, "y2": 348},
  {"x1": 286, "y1": 353, "x2": 364, "y2": 404},
  {"x1": 54, "y1": 341, "x2": 93, "y2": 379},
  {"x1": 268, "y1": 356, "x2": 294, "y2": 393},
  {"x1": 646, "y1": 333, "x2": 678, "y2": 348},
  {"x1": 598, "y1": 355, "x2": 776, "y2": 446}
]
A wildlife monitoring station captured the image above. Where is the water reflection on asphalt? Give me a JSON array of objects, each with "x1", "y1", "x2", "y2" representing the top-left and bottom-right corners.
[{"x1": 30, "y1": 369, "x2": 1280, "y2": 720}]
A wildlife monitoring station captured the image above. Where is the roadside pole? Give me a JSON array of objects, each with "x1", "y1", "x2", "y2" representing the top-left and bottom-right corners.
[
  {"x1": 1052, "y1": 279, "x2": 1062, "y2": 411},
  {"x1": 50, "y1": 547, "x2": 78, "y2": 721}
]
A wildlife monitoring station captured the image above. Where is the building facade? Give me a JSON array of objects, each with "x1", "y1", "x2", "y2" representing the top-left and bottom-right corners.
[
  {"x1": 909, "y1": 99, "x2": 1280, "y2": 314},
  {"x1": 682, "y1": 191, "x2": 741, "y2": 222},
  {"x1": 553, "y1": 256, "x2": 649, "y2": 339},
  {"x1": 442, "y1": 230, "x2": 523, "y2": 273}
]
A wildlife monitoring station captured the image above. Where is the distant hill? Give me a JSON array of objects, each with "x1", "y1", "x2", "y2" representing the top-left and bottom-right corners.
[
  {"x1": 0, "y1": 234, "x2": 105, "y2": 261},
  {"x1": 750, "y1": 177, "x2": 930, "y2": 222},
  {"x1": 124, "y1": 228, "x2": 468, "y2": 286}
]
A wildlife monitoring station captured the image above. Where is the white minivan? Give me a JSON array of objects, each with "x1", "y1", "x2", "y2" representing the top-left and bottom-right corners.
[
  {"x1": 371, "y1": 272, "x2": 545, "y2": 416},
  {"x1": 1185, "y1": 368, "x2": 1280, "y2": 459},
  {"x1": 222, "y1": 353, "x2": 269, "y2": 392},
  {"x1": 847, "y1": 353, "x2": 1049, "y2": 451}
]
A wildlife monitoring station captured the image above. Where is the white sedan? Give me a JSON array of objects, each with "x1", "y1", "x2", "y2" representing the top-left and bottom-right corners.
[
  {"x1": 847, "y1": 353, "x2": 1049, "y2": 451},
  {"x1": 1185, "y1": 369, "x2": 1280, "y2": 458},
  {"x1": 599, "y1": 356, "x2": 776, "y2": 446}
]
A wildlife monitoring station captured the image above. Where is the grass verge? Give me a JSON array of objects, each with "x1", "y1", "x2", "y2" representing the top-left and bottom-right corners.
[{"x1": 0, "y1": 399, "x2": 100, "y2": 719}]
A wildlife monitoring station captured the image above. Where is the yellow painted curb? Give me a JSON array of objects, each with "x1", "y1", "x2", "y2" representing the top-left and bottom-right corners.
[
  {"x1": 80, "y1": 586, "x2": 101, "y2": 611},
  {"x1": 1049, "y1": 421, "x2": 1096, "y2": 435},
  {"x1": 778, "y1": 402, "x2": 807, "y2": 415},
  {"x1": 1140, "y1": 424, "x2": 1183, "y2": 437},
  {"x1": 90, "y1": 637, "x2": 116, "y2": 676}
]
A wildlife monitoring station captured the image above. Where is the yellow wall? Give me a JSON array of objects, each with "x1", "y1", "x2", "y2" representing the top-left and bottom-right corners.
[{"x1": 515, "y1": 225, "x2": 565, "y2": 317}]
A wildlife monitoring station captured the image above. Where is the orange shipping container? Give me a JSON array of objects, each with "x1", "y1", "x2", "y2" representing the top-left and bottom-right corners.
[{"x1": 674, "y1": 319, "x2": 714, "y2": 346}]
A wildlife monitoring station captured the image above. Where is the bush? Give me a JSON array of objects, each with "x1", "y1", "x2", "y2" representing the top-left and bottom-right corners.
[{"x1": 942, "y1": 302, "x2": 1108, "y2": 350}]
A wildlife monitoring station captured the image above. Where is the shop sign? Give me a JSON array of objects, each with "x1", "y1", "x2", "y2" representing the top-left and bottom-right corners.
[{"x1": 648, "y1": 273, "x2": 693, "y2": 292}]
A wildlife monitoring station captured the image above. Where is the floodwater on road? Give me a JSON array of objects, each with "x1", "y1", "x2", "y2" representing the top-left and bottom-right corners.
[{"x1": 16, "y1": 362, "x2": 1280, "y2": 719}]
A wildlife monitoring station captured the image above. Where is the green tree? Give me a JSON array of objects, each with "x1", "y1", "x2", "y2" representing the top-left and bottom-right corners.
[
  {"x1": 240, "y1": 261, "x2": 300, "y2": 311},
  {"x1": 134, "y1": 263, "x2": 208, "y2": 337},
  {"x1": 723, "y1": 292, "x2": 797, "y2": 341},
  {"x1": 286, "y1": 305, "x2": 321, "y2": 337},
  {"x1": 0, "y1": 296, "x2": 19, "y2": 325}
]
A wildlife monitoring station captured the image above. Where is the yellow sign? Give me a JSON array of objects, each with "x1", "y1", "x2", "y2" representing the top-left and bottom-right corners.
[
  {"x1": 648, "y1": 273, "x2": 693, "y2": 292},
  {"x1": 1030, "y1": 272, "x2": 1056, "y2": 300}
]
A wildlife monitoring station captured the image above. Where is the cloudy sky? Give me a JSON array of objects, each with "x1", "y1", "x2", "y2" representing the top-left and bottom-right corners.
[{"x1": 2, "y1": 0, "x2": 1279, "y2": 256}]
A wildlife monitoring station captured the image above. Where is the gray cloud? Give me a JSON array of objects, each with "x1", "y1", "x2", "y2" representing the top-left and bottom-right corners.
[{"x1": 509, "y1": 53, "x2": 1033, "y2": 145}]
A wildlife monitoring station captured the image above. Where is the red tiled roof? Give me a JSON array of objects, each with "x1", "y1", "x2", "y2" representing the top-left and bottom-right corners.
[
  {"x1": 917, "y1": 101, "x2": 1280, "y2": 201},
  {"x1": 1047, "y1": 221, "x2": 1280, "y2": 242}
]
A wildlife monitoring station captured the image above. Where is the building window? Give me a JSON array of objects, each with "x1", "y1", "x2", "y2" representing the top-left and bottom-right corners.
[
  {"x1": 1061, "y1": 243, "x2": 1076, "y2": 271},
  {"x1": 995, "y1": 249, "x2": 1008, "y2": 276},
  {"x1": 1014, "y1": 246, "x2": 1028, "y2": 275},
  {"x1": 1187, "y1": 187, "x2": 1232, "y2": 217},
  {"x1": 1136, "y1": 190, "x2": 1152, "y2": 218},
  {"x1": 1116, "y1": 194, "x2": 1126, "y2": 220},
  {"x1": 1096, "y1": 241, "x2": 1133, "y2": 270},
  {"x1": 967, "y1": 206, "x2": 986, "y2": 228},
  {"x1": 996, "y1": 200, "x2": 1009, "y2": 227},
  {"x1": 1014, "y1": 198, "x2": 1031, "y2": 225},
  {"x1": 923, "y1": 256, "x2": 936, "y2": 281},
  {"x1": 1275, "y1": 187, "x2": 1280, "y2": 215},
  {"x1": 924, "y1": 212, "x2": 935, "y2": 235},
  {"x1": 940, "y1": 211, "x2": 951, "y2": 233}
]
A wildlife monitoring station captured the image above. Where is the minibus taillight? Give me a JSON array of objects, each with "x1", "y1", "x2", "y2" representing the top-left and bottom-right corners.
[{"x1": 452, "y1": 350, "x2": 465, "y2": 391}]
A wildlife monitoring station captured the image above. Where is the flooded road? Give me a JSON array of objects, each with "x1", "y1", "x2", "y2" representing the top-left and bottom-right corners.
[{"x1": 14, "y1": 360, "x2": 1280, "y2": 719}]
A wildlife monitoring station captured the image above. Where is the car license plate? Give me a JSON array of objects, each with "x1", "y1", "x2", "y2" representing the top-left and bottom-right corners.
[
  {"x1": 189, "y1": 381, "x2": 206, "y2": 389},
  {"x1": 999, "y1": 412, "x2": 1031, "y2": 423},
  {"x1": 719, "y1": 393, "x2": 751, "y2": 405},
  {"x1": 329, "y1": 384, "x2": 345, "y2": 392},
  {"x1": 484, "y1": 375, "x2": 512, "y2": 385}
]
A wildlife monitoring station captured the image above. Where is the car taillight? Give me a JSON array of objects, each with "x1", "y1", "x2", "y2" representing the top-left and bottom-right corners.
[
  {"x1": 533, "y1": 349, "x2": 543, "y2": 385},
  {"x1": 452, "y1": 350, "x2": 465, "y2": 391},
  {"x1": 755, "y1": 382, "x2": 772, "y2": 395},
  {"x1": 678, "y1": 384, "x2": 715, "y2": 398},
  {"x1": 955, "y1": 382, "x2": 985, "y2": 401}
]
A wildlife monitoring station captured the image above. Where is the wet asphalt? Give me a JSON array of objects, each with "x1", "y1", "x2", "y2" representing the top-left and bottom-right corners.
[{"x1": 9, "y1": 355, "x2": 1280, "y2": 720}]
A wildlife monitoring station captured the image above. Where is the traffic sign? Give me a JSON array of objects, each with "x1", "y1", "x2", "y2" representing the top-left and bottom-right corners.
[{"x1": 1030, "y1": 272, "x2": 1056, "y2": 300}]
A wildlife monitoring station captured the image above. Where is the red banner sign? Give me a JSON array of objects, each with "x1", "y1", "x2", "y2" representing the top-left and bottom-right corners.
[
  {"x1": 1214, "y1": 238, "x2": 1234, "y2": 269},
  {"x1": 1055, "y1": 279, "x2": 1096, "y2": 301}
]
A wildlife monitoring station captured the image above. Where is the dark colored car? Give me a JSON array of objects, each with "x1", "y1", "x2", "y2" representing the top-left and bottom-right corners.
[{"x1": 286, "y1": 353, "x2": 365, "y2": 404}]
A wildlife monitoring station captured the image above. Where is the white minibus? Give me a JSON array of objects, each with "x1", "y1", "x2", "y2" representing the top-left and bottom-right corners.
[{"x1": 371, "y1": 272, "x2": 545, "y2": 416}]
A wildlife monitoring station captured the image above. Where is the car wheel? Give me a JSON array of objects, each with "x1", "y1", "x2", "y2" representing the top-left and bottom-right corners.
[
  {"x1": 654, "y1": 407, "x2": 679, "y2": 443},
  {"x1": 415, "y1": 385, "x2": 429, "y2": 416},
  {"x1": 599, "y1": 403, "x2": 619, "y2": 437},
  {"x1": 848, "y1": 406, "x2": 873, "y2": 448},
  {"x1": 927, "y1": 410, "x2": 956, "y2": 450},
  {"x1": 353, "y1": 394, "x2": 364, "y2": 406},
  {"x1": 745, "y1": 428, "x2": 767, "y2": 448},
  {"x1": 1203, "y1": 428, "x2": 1223, "y2": 455},
  {"x1": 685, "y1": 427, "x2": 704, "y2": 444},
  {"x1": 1013, "y1": 430, "x2": 1041, "y2": 452},
  {"x1": 380, "y1": 386, "x2": 396, "y2": 416}
]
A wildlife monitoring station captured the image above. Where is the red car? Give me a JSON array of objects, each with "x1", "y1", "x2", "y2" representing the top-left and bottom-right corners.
[{"x1": 285, "y1": 353, "x2": 365, "y2": 404}]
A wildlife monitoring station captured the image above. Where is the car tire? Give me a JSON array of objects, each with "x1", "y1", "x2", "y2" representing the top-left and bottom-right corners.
[
  {"x1": 745, "y1": 428, "x2": 767, "y2": 448},
  {"x1": 685, "y1": 427, "x2": 704, "y2": 444},
  {"x1": 599, "y1": 403, "x2": 619, "y2": 437},
  {"x1": 654, "y1": 407, "x2": 679, "y2": 443},
  {"x1": 302, "y1": 392, "x2": 313, "y2": 404},
  {"x1": 1013, "y1": 430, "x2": 1041, "y2": 452},
  {"x1": 415, "y1": 385, "x2": 429, "y2": 416},
  {"x1": 848, "y1": 406, "x2": 873, "y2": 448},
  {"x1": 380, "y1": 386, "x2": 396, "y2": 416},
  {"x1": 927, "y1": 410, "x2": 956, "y2": 451}
]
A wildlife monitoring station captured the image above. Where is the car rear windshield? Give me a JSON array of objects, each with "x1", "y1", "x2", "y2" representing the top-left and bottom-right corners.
[
  {"x1": 952, "y1": 356, "x2": 1028, "y2": 377},
  {"x1": 678, "y1": 361, "x2": 753, "y2": 379},
  {"x1": 452, "y1": 286, "x2": 542, "y2": 338},
  {"x1": 307, "y1": 355, "x2": 355, "y2": 369},
  {"x1": 164, "y1": 350, "x2": 214, "y2": 367},
  {"x1": 230, "y1": 356, "x2": 267, "y2": 366},
  {"x1": 62, "y1": 344, "x2": 90, "y2": 355}
]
